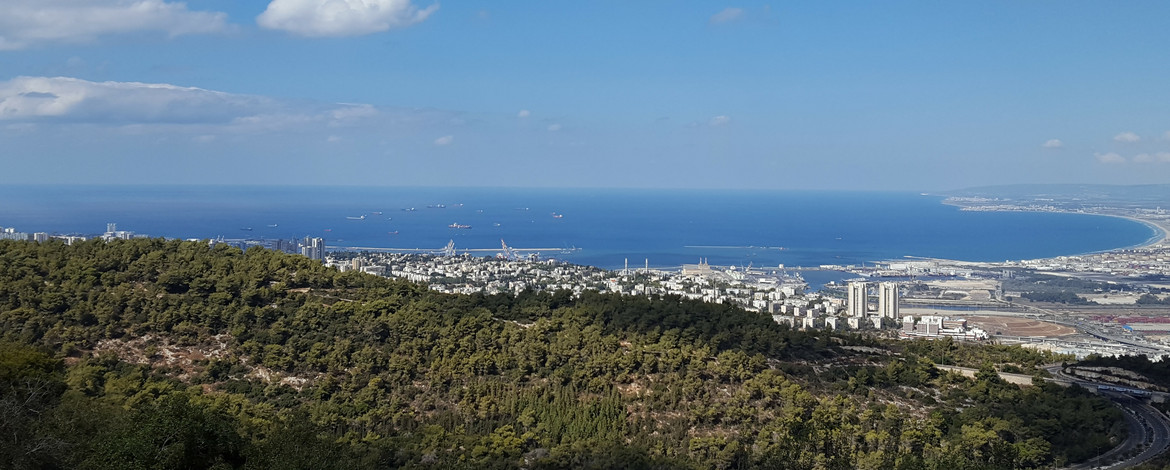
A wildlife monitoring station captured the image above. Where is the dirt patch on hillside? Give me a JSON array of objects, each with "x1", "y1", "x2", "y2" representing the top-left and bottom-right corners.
[{"x1": 93, "y1": 333, "x2": 232, "y2": 380}]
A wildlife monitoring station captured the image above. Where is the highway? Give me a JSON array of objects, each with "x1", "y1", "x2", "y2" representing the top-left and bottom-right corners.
[
  {"x1": 936, "y1": 364, "x2": 1170, "y2": 468},
  {"x1": 1032, "y1": 365, "x2": 1170, "y2": 469},
  {"x1": 1067, "y1": 393, "x2": 1170, "y2": 469},
  {"x1": 1117, "y1": 397, "x2": 1170, "y2": 469}
]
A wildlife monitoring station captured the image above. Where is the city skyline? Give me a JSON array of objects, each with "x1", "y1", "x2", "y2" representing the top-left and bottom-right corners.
[{"x1": 3, "y1": 1, "x2": 1170, "y2": 190}]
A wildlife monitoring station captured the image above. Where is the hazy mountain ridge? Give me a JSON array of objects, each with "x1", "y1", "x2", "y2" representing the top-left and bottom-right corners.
[{"x1": 941, "y1": 184, "x2": 1170, "y2": 206}]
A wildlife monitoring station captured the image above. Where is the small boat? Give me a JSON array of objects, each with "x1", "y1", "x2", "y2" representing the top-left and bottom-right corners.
[
  {"x1": 428, "y1": 204, "x2": 446, "y2": 209},
  {"x1": 323, "y1": 229, "x2": 332, "y2": 232},
  {"x1": 448, "y1": 223, "x2": 472, "y2": 229},
  {"x1": 346, "y1": 215, "x2": 366, "y2": 220},
  {"x1": 267, "y1": 224, "x2": 278, "y2": 228},
  {"x1": 240, "y1": 227, "x2": 253, "y2": 231},
  {"x1": 551, "y1": 212, "x2": 563, "y2": 219},
  {"x1": 402, "y1": 207, "x2": 416, "y2": 212},
  {"x1": 388, "y1": 231, "x2": 399, "y2": 235},
  {"x1": 371, "y1": 211, "x2": 383, "y2": 216}
]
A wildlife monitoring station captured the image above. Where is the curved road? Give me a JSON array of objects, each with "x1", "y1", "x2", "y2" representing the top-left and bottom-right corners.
[{"x1": 1066, "y1": 393, "x2": 1170, "y2": 469}]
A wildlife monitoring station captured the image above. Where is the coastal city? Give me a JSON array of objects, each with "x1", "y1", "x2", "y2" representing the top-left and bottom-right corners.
[
  {"x1": 6, "y1": 197, "x2": 1170, "y2": 362},
  {"x1": 7, "y1": 2, "x2": 1170, "y2": 468}
]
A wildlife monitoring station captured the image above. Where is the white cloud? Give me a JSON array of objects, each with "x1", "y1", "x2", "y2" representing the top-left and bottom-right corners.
[
  {"x1": 0, "y1": 76, "x2": 274, "y2": 123},
  {"x1": 0, "y1": 0, "x2": 228, "y2": 50},
  {"x1": 0, "y1": 76, "x2": 451, "y2": 139},
  {"x1": 328, "y1": 103, "x2": 379, "y2": 127},
  {"x1": 330, "y1": 104, "x2": 378, "y2": 121},
  {"x1": 433, "y1": 135, "x2": 453, "y2": 146},
  {"x1": 229, "y1": 113, "x2": 317, "y2": 133},
  {"x1": 710, "y1": 7, "x2": 744, "y2": 24},
  {"x1": 517, "y1": 109, "x2": 530, "y2": 118},
  {"x1": 1095, "y1": 152, "x2": 1126, "y2": 164},
  {"x1": 1164, "y1": 130, "x2": 1170, "y2": 141},
  {"x1": 547, "y1": 123, "x2": 562, "y2": 132},
  {"x1": 709, "y1": 115, "x2": 731, "y2": 126},
  {"x1": 1137, "y1": 151, "x2": 1170, "y2": 163},
  {"x1": 1113, "y1": 131, "x2": 1140, "y2": 143},
  {"x1": 1042, "y1": 139, "x2": 1063, "y2": 149},
  {"x1": 1136, "y1": 152, "x2": 1170, "y2": 163},
  {"x1": 258, "y1": 0, "x2": 438, "y2": 37}
]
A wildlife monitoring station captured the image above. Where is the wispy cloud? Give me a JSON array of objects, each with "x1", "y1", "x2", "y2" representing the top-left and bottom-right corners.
[
  {"x1": 0, "y1": 0, "x2": 229, "y2": 50},
  {"x1": 709, "y1": 115, "x2": 731, "y2": 126},
  {"x1": 258, "y1": 0, "x2": 438, "y2": 37},
  {"x1": 709, "y1": 7, "x2": 745, "y2": 25},
  {"x1": 547, "y1": 123, "x2": 562, "y2": 132},
  {"x1": 0, "y1": 76, "x2": 274, "y2": 123},
  {"x1": 1042, "y1": 139, "x2": 1063, "y2": 149},
  {"x1": 1133, "y1": 152, "x2": 1170, "y2": 163},
  {"x1": 330, "y1": 104, "x2": 378, "y2": 121},
  {"x1": 0, "y1": 76, "x2": 455, "y2": 139},
  {"x1": 1113, "y1": 131, "x2": 1140, "y2": 143},
  {"x1": 517, "y1": 109, "x2": 530, "y2": 118},
  {"x1": 433, "y1": 135, "x2": 454, "y2": 146},
  {"x1": 1095, "y1": 152, "x2": 1126, "y2": 164}
]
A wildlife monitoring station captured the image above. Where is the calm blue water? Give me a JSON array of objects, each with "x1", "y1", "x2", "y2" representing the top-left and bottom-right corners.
[{"x1": 0, "y1": 186, "x2": 1158, "y2": 270}]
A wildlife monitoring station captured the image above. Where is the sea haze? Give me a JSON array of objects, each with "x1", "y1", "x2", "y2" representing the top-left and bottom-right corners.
[{"x1": 0, "y1": 186, "x2": 1157, "y2": 270}]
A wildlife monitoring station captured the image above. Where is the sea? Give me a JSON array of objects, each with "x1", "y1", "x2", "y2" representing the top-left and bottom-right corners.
[{"x1": 0, "y1": 186, "x2": 1159, "y2": 280}]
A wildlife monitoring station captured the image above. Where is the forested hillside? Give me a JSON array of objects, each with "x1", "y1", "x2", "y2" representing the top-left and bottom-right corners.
[{"x1": 0, "y1": 239, "x2": 1126, "y2": 469}]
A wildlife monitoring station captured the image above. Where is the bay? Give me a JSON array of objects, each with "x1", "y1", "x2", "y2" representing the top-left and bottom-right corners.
[{"x1": 0, "y1": 185, "x2": 1157, "y2": 270}]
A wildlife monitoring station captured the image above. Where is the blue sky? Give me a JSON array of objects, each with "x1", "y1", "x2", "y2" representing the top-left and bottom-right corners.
[{"x1": 2, "y1": 1, "x2": 1169, "y2": 190}]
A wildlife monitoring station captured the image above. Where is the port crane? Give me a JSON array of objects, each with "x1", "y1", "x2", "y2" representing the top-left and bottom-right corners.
[{"x1": 499, "y1": 239, "x2": 519, "y2": 261}]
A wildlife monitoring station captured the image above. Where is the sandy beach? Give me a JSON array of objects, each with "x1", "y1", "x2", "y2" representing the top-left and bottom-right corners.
[
  {"x1": 1115, "y1": 214, "x2": 1170, "y2": 248},
  {"x1": 942, "y1": 197, "x2": 1169, "y2": 252}
]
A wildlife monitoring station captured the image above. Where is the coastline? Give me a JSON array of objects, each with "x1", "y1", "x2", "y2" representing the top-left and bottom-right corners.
[
  {"x1": 940, "y1": 198, "x2": 1169, "y2": 256},
  {"x1": 1111, "y1": 215, "x2": 1169, "y2": 249}
]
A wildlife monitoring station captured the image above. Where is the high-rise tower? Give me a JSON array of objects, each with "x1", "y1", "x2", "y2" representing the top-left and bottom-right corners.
[
  {"x1": 879, "y1": 282, "x2": 900, "y2": 319},
  {"x1": 847, "y1": 281, "x2": 867, "y2": 317},
  {"x1": 301, "y1": 236, "x2": 325, "y2": 261}
]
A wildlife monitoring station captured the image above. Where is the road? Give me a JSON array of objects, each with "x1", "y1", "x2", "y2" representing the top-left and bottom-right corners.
[
  {"x1": 936, "y1": 364, "x2": 1170, "y2": 469},
  {"x1": 1033, "y1": 365, "x2": 1170, "y2": 469},
  {"x1": 1118, "y1": 397, "x2": 1170, "y2": 469},
  {"x1": 1067, "y1": 393, "x2": 1170, "y2": 469}
]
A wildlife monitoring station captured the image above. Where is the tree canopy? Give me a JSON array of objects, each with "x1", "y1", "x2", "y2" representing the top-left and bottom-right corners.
[{"x1": 0, "y1": 239, "x2": 1126, "y2": 469}]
